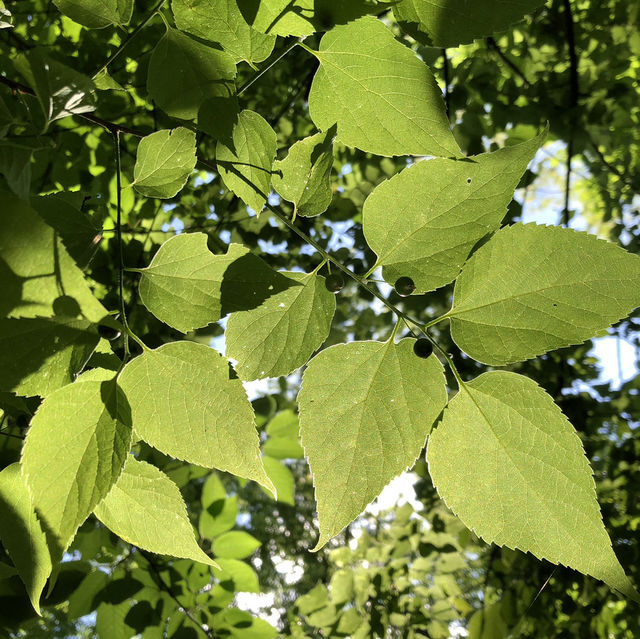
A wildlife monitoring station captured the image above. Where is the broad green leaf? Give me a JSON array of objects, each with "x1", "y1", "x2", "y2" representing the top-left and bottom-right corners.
[
  {"x1": 14, "y1": 49, "x2": 95, "y2": 127},
  {"x1": 172, "y1": 0, "x2": 276, "y2": 64},
  {"x1": 363, "y1": 133, "x2": 545, "y2": 292},
  {"x1": 198, "y1": 94, "x2": 239, "y2": 142},
  {"x1": 262, "y1": 456, "x2": 295, "y2": 505},
  {"x1": 94, "y1": 457, "x2": 217, "y2": 567},
  {"x1": 212, "y1": 531, "x2": 261, "y2": 559},
  {"x1": 0, "y1": 192, "x2": 108, "y2": 321},
  {"x1": 0, "y1": 463, "x2": 52, "y2": 614},
  {"x1": 265, "y1": 409, "x2": 298, "y2": 437},
  {"x1": 118, "y1": 341, "x2": 274, "y2": 491},
  {"x1": 272, "y1": 128, "x2": 335, "y2": 218},
  {"x1": 240, "y1": 0, "x2": 379, "y2": 36},
  {"x1": 199, "y1": 473, "x2": 238, "y2": 539},
  {"x1": 212, "y1": 558, "x2": 259, "y2": 593},
  {"x1": 427, "y1": 371, "x2": 637, "y2": 599},
  {"x1": 226, "y1": 271, "x2": 336, "y2": 380},
  {"x1": 213, "y1": 608, "x2": 278, "y2": 639},
  {"x1": 263, "y1": 435, "x2": 304, "y2": 459},
  {"x1": 308, "y1": 17, "x2": 459, "y2": 158},
  {"x1": 53, "y1": 0, "x2": 133, "y2": 28},
  {"x1": 138, "y1": 234, "x2": 295, "y2": 332},
  {"x1": 132, "y1": 128, "x2": 197, "y2": 199},
  {"x1": 299, "y1": 338, "x2": 447, "y2": 549},
  {"x1": 393, "y1": 0, "x2": 546, "y2": 48},
  {"x1": 21, "y1": 379, "x2": 133, "y2": 559},
  {"x1": 0, "y1": 317, "x2": 99, "y2": 397},
  {"x1": 448, "y1": 224, "x2": 640, "y2": 365},
  {"x1": 67, "y1": 570, "x2": 109, "y2": 619},
  {"x1": 147, "y1": 27, "x2": 236, "y2": 120},
  {"x1": 216, "y1": 109, "x2": 277, "y2": 212}
]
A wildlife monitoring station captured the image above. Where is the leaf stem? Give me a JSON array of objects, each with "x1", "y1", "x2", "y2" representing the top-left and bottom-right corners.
[
  {"x1": 297, "y1": 40, "x2": 320, "y2": 60},
  {"x1": 237, "y1": 38, "x2": 302, "y2": 96},
  {"x1": 92, "y1": 0, "x2": 168, "y2": 79}
]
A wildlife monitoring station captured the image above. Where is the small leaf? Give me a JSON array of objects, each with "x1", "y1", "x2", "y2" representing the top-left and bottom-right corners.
[
  {"x1": 21, "y1": 379, "x2": 133, "y2": 561},
  {"x1": 308, "y1": 17, "x2": 459, "y2": 158},
  {"x1": 449, "y1": 224, "x2": 640, "y2": 364},
  {"x1": 263, "y1": 436, "x2": 304, "y2": 460},
  {"x1": 94, "y1": 458, "x2": 218, "y2": 567},
  {"x1": 53, "y1": 0, "x2": 133, "y2": 28},
  {"x1": 147, "y1": 27, "x2": 236, "y2": 120},
  {"x1": 363, "y1": 132, "x2": 545, "y2": 292},
  {"x1": 138, "y1": 234, "x2": 295, "y2": 332},
  {"x1": 427, "y1": 371, "x2": 637, "y2": 599},
  {"x1": 199, "y1": 473, "x2": 238, "y2": 539},
  {"x1": 0, "y1": 317, "x2": 98, "y2": 397},
  {"x1": 272, "y1": 128, "x2": 335, "y2": 217},
  {"x1": 299, "y1": 338, "x2": 447, "y2": 549},
  {"x1": 212, "y1": 558, "x2": 259, "y2": 593},
  {"x1": 216, "y1": 109, "x2": 277, "y2": 212},
  {"x1": 212, "y1": 531, "x2": 261, "y2": 559},
  {"x1": 226, "y1": 271, "x2": 336, "y2": 380},
  {"x1": 118, "y1": 341, "x2": 274, "y2": 492},
  {"x1": 0, "y1": 463, "x2": 52, "y2": 614},
  {"x1": 393, "y1": 0, "x2": 546, "y2": 48},
  {"x1": 262, "y1": 456, "x2": 295, "y2": 505},
  {"x1": 132, "y1": 128, "x2": 197, "y2": 199},
  {"x1": 172, "y1": 0, "x2": 276, "y2": 64}
]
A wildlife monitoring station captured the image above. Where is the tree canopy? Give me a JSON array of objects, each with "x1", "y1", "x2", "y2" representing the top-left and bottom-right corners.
[{"x1": 0, "y1": 0, "x2": 639, "y2": 637}]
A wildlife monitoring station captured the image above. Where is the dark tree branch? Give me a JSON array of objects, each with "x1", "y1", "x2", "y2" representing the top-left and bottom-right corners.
[
  {"x1": 486, "y1": 37, "x2": 531, "y2": 88},
  {"x1": 441, "y1": 48, "x2": 451, "y2": 121}
]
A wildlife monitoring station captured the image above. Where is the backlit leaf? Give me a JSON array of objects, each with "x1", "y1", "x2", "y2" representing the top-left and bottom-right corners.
[
  {"x1": 226, "y1": 271, "x2": 336, "y2": 380},
  {"x1": 363, "y1": 132, "x2": 545, "y2": 292},
  {"x1": 94, "y1": 457, "x2": 218, "y2": 567},
  {"x1": 118, "y1": 341, "x2": 274, "y2": 492},
  {"x1": 212, "y1": 531, "x2": 261, "y2": 559},
  {"x1": 132, "y1": 128, "x2": 197, "y2": 199},
  {"x1": 449, "y1": 224, "x2": 640, "y2": 364},
  {"x1": 272, "y1": 128, "x2": 335, "y2": 218},
  {"x1": 212, "y1": 558, "x2": 259, "y2": 593},
  {"x1": 199, "y1": 473, "x2": 238, "y2": 539},
  {"x1": 53, "y1": 0, "x2": 133, "y2": 28},
  {"x1": 299, "y1": 338, "x2": 447, "y2": 549},
  {"x1": 393, "y1": 0, "x2": 546, "y2": 48},
  {"x1": 172, "y1": 0, "x2": 276, "y2": 64},
  {"x1": 0, "y1": 463, "x2": 51, "y2": 614},
  {"x1": 147, "y1": 27, "x2": 236, "y2": 120},
  {"x1": 262, "y1": 456, "x2": 295, "y2": 505},
  {"x1": 21, "y1": 379, "x2": 133, "y2": 560},
  {"x1": 308, "y1": 17, "x2": 459, "y2": 158},
  {"x1": 216, "y1": 109, "x2": 277, "y2": 212},
  {"x1": 427, "y1": 371, "x2": 637, "y2": 599},
  {"x1": 138, "y1": 234, "x2": 295, "y2": 332}
]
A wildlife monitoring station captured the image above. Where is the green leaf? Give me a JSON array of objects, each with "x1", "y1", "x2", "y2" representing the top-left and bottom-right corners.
[
  {"x1": 0, "y1": 192, "x2": 108, "y2": 321},
  {"x1": 272, "y1": 128, "x2": 335, "y2": 218},
  {"x1": 393, "y1": 0, "x2": 546, "y2": 48},
  {"x1": 118, "y1": 341, "x2": 274, "y2": 492},
  {"x1": 308, "y1": 17, "x2": 459, "y2": 158},
  {"x1": 0, "y1": 463, "x2": 52, "y2": 614},
  {"x1": 363, "y1": 132, "x2": 545, "y2": 292},
  {"x1": 240, "y1": 0, "x2": 378, "y2": 36},
  {"x1": 138, "y1": 234, "x2": 295, "y2": 332},
  {"x1": 212, "y1": 531, "x2": 261, "y2": 559},
  {"x1": 199, "y1": 474, "x2": 238, "y2": 539},
  {"x1": 226, "y1": 271, "x2": 336, "y2": 380},
  {"x1": 448, "y1": 224, "x2": 640, "y2": 365},
  {"x1": 94, "y1": 457, "x2": 218, "y2": 567},
  {"x1": 172, "y1": 0, "x2": 276, "y2": 64},
  {"x1": 212, "y1": 558, "x2": 259, "y2": 593},
  {"x1": 213, "y1": 608, "x2": 278, "y2": 639},
  {"x1": 216, "y1": 109, "x2": 277, "y2": 212},
  {"x1": 132, "y1": 128, "x2": 197, "y2": 199},
  {"x1": 53, "y1": 0, "x2": 133, "y2": 28},
  {"x1": 262, "y1": 456, "x2": 295, "y2": 505},
  {"x1": 147, "y1": 27, "x2": 236, "y2": 120},
  {"x1": 263, "y1": 436, "x2": 304, "y2": 460},
  {"x1": 0, "y1": 317, "x2": 99, "y2": 397},
  {"x1": 21, "y1": 379, "x2": 133, "y2": 560},
  {"x1": 299, "y1": 338, "x2": 447, "y2": 549},
  {"x1": 265, "y1": 409, "x2": 298, "y2": 437},
  {"x1": 198, "y1": 94, "x2": 239, "y2": 142},
  {"x1": 14, "y1": 49, "x2": 95, "y2": 127},
  {"x1": 427, "y1": 371, "x2": 637, "y2": 599}
]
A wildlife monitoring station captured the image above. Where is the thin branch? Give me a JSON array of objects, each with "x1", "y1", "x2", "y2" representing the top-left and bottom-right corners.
[
  {"x1": 441, "y1": 48, "x2": 451, "y2": 121},
  {"x1": 486, "y1": 37, "x2": 531, "y2": 88},
  {"x1": 562, "y1": 138, "x2": 573, "y2": 226},
  {"x1": 237, "y1": 38, "x2": 302, "y2": 96}
]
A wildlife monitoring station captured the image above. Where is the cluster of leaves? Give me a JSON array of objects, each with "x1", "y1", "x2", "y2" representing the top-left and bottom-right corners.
[{"x1": 1, "y1": 0, "x2": 640, "y2": 636}]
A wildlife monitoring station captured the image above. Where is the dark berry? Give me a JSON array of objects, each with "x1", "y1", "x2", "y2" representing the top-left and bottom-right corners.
[
  {"x1": 394, "y1": 276, "x2": 416, "y2": 297},
  {"x1": 413, "y1": 339, "x2": 433, "y2": 359},
  {"x1": 325, "y1": 272, "x2": 345, "y2": 293},
  {"x1": 97, "y1": 324, "x2": 122, "y2": 341}
]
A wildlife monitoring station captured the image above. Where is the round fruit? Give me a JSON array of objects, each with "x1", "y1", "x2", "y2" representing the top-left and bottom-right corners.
[
  {"x1": 97, "y1": 324, "x2": 122, "y2": 341},
  {"x1": 325, "y1": 272, "x2": 345, "y2": 293},
  {"x1": 394, "y1": 276, "x2": 416, "y2": 297},
  {"x1": 413, "y1": 338, "x2": 433, "y2": 359}
]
